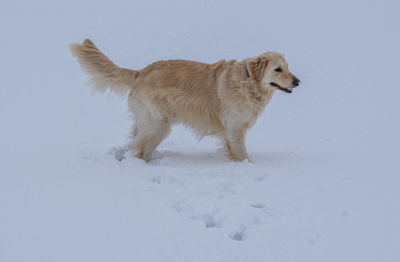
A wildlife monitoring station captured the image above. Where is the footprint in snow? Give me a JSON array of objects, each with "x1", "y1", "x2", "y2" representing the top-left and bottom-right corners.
[
  {"x1": 229, "y1": 226, "x2": 247, "y2": 241},
  {"x1": 109, "y1": 146, "x2": 130, "y2": 161},
  {"x1": 203, "y1": 214, "x2": 221, "y2": 228},
  {"x1": 250, "y1": 203, "x2": 265, "y2": 209}
]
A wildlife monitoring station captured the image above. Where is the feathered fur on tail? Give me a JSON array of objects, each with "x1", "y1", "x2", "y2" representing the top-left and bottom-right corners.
[{"x1": 70, "y1": 39, "x2": 138, "y2": 95}]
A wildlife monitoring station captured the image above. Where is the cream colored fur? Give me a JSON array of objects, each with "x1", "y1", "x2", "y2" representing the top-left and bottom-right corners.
[{"x1": 70, "y1": 39, "x2": 299, "y2": 162}]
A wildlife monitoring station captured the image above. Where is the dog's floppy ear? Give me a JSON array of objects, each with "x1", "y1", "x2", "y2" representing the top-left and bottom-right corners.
[{"x1": 247, "y1": 57, "x2": 269, "y2": 82}]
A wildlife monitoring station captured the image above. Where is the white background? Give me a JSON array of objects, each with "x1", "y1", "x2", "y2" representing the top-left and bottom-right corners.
[{"x1": 1, "y1": 0, "x2": 399, "y2": 261}]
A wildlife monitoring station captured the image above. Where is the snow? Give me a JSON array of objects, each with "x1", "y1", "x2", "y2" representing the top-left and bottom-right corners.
[{"x1": 1, "y1": 0, "x2": 400, "y2": 261}]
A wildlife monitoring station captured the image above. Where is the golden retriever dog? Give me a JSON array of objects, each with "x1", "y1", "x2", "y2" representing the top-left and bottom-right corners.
[{"x1": 70, "y1": 39, "x2": 300, "y2": 162}]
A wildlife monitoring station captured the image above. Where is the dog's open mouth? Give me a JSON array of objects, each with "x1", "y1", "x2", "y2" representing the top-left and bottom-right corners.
[{"x1": 270, "y1": 82, "x2": 293, "y2": 93}]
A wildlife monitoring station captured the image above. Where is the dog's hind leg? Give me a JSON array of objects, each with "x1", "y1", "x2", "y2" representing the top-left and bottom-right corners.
[
  {"x1": 131, "y1": 111, "x2": 171, "y2": 162},
  {"x1": 130, "y1": 124, "x2": 138, "y2": 139},
  {"x1": 128, "y1": 96, "x2": 171, "y2": 162},
  {"x1": 133, "y1": 120, "x2": 171, "y2": 162}
]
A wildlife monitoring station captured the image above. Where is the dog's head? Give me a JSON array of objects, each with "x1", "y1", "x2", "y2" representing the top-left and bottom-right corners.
[{"x1": 247, "y1": 52, "x2": 300, "y2": 93}]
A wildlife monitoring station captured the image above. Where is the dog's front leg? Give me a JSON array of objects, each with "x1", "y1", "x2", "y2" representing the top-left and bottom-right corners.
[{"x1": 223, "y1": 124, "x2": 250, "y2": 162}]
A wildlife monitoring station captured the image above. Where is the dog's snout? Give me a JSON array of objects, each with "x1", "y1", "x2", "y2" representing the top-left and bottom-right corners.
[{"x1": 292, "y1": 78, "x2": 300, "y2": 87}]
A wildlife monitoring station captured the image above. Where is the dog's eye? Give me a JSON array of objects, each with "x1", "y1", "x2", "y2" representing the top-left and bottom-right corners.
[{"x1": 274, "y1": 67, "x2": 282, "y2": 72}]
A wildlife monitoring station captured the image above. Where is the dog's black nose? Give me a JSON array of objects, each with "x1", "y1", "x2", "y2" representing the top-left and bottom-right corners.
[{"x1": 292, "y1": 78, "x2": 300, "y2": 87}]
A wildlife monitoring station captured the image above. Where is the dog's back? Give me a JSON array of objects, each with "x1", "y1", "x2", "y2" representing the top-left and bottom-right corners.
[{"x1": 132, "y1": 59, "x2": 233, "y2": 135}]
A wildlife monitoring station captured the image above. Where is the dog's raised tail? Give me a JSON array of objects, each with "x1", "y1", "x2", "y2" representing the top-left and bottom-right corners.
[{"x1": 70, "y1": 39, "x2": 138, "y2": 95}]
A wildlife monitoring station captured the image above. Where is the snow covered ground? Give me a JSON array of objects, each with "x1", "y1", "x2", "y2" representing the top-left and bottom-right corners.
[{"x1": 1, "y1": 0, "x2": 400, "y2": 261}]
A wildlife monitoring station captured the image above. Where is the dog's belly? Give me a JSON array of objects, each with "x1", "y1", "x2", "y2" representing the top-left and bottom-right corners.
[{"x1": 169, "y1": 108, "x2": 225, "y2": 137}]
